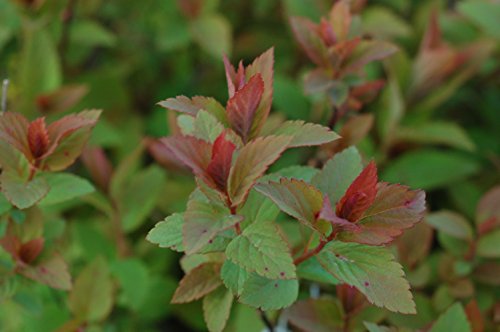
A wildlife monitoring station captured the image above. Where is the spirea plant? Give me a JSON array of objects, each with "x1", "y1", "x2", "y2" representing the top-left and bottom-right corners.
[{"x1": 146, "y1": 46, "x2": 426, "y2": 331}]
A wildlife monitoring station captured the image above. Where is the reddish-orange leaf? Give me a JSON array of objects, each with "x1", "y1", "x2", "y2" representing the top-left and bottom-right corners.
[
  {"x1": 223, "y1": 56, "x2": 245, "y2": 98},
  {"x1": 152, "y1": 135, "x2": 211, "y2": 178},
  {"x1": 19, "y1": 238, "x2": 45, "y2": 264},
  {"x1": 319, "y1": 196, "x2": 360, "y2": 232},
  {"x1": 0, "y1": 112, "x2": 31, "y2": 157},
  {"x1": 28, "y1": 118, "x2": 50, "y2": 158},
  {"x1": 81, "y1": 147, "x2": 114, "y2": 193},
  {"x1": 226, "y1": 74, "x2": 264, "y2": 143},
  {"x1": 206, "y1": 132, "x2": 236, "y2": 192},
  {"x1": 318, "y1": 18, "x2": 336, "y2": 46},
  {"x1": 336, "y1": 161, "x2": 378, "y2": 222}
]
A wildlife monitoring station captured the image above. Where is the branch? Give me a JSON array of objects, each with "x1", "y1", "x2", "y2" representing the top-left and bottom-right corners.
[{"x1": 293, "y1": 229, "x2": 337, "y2": 265}]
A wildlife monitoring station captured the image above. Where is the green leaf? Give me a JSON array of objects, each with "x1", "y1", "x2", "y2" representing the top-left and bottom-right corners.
[
  {"x1": 395, "y1": 122, "x2": 475, "y2": 151},
  {"x1": 70, "y1": 20, "x2": 117, "y2": 47},
  {"x1": 1, "y1": 172, "x2": 49, "y2": 209},
  {"x1": 183, "y1": 190, "x2": 242, "y2": 254},
  {"x1": 272, "y1": 120, "x2": 339, "y2": 148},
  {"x1": 117, "y1": 166, "x2": 166, "y2": 232},
  {"x1": 20, "y1": 254, "x2": 72, "y2": 291},
  {"x1": 203, "y1": 286, "x2": 233, "y2": 332},
  {"x1": 179, "y1": 110, "x2": 225, "y2": 143},
  {"x1": 382, "y1": 149, "x2": 481, "y2": 190},
  {"x1": 68, "y1": 257, "x2": 114, "y2": 322},
  {"x1": 18, "y1": 26, "x2": 61, "y2": 110},
  {"x1": 221, "y1": 260, "x2": 249, "y2": 296},
  {"x1": 430, "y1": 303, "x2": 471, "y2": 332},
  {"x1": 288, "y1": 298, "x2": 344, "y2": 332},
  {"x1": 457, "y1": 1, "x2": 500, "y2": 39},
  {"x1": 228, "y1": 135, "x2": 292, "y2": 207},
  {"x1": 316, "y1": 241, "x2": 415, "y2": 314},
  {"x1": 226, "y1": 221, "x2": 296, "y2": 279},
  {"x1": 171, "y1": 263, "x2": 222, "y2": 303},
  {"x1": 376, "y1": 76, "x2": 404, "y2": 145},
  {"x1": 337, "y1": 183, "x2": 426, "y2": 245},
  {"x1": 147, "y1": 213, "x2": 184, "y2": 252},
  {"x1": 297, "y1": 256, "x2": 339, "y2": 284},
  {"x1": 111, "y1": 259, "x2": 151, "y2": 311},
  {"x1": 239, "y1": 273, "x2": 299, "y2": 310},
  {"x1": 191, "y1": 14, "x2": 232, "y2": 58},
  {"x1": 477, "y1": 229, "x2": 500, "y2": 259},
  {"x1": 38, "y1": 173, "x2": 94, "y2": 206},
  {"x1": 426, "y1": 210, "x2": 473, "y2": 240},
  {"x1": 255, "y1": 178, "x2": 325, "y2": 233},
  {"x1": 312, "y1": 147, "x2": 363, "y2": 204},
  {"x1": 239, "y1": 189, "x2": 280, "y2": 226}
]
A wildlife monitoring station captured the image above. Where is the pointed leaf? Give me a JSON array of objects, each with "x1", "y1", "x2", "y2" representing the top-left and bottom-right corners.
[
  {"x1": 158, "y1": 95, "x2": 228, "y2": 125},
  {"x1": 337, "y1": 183, "x2": 426, "y2": 245},
  {"x1": 42, "y1": 110, "x2": 101, "y2": 171},
  {"x1": 272, "y1": 120, "x2": 340, "y2": 147},
  {"x1": 226, "y1": 74, "x2": 264, "y2": 142},
  {"x1": 343, "y1": 40, "x2": 398, "y2": 74},
  {"x1": 147, "y1": 213, "x2": 184, "y2": 252},
  {"x1": 312, "y1": 147, "x2": 363, "y2": 205},
  {"x1": 171, "y1": 263, "x2": 222, "y2": 303},
  {"x1": 246, "y1": 48, "x2": 274, "y2": 139},
  {"x1": 226, "y1": 221, "x2": 296, "y2": 279},
  {"x1": 154, "y1": 135, "x2": 212, "y2": 176},
  {"x1": 255, "y1": 178, "x2": 324, "y2": 233},
  {"x1": 183, "y1": 190, "x2": 242, "y2": 254},
  {"x1": 228, "y1": 135, "x2": 292, "y2": 207},
  {"x1": 206, "y1": 132, "x2": 236, "y2": 192},
  {"x1": 426, "y1": 210, "x2": 473, "y2": 240},
  {"x1": 180, "y1": 110, "x2": 225, "y2": 143},
  {"x1": 203, "y1": 286, "x2": 233, "y2": 332},
  {"x1": 38, "y1": 173, "x2": 95, "y2": 206},
  {"x1": 336, "y1": 161, "x2": 378, "y2": 222},
  {"x1": 289, "y1": 17, "x2": 328, "y2": 67},
  {"x1": 316, "y1": 241, "x2": 415, "y2": 314}
]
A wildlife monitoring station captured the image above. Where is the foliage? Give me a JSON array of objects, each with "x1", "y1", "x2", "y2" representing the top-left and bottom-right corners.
[{"x1": 0, "y1": 0, "x2": 499, "y2": 331}]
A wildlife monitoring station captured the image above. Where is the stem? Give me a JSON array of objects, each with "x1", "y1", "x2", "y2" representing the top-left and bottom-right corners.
[
  {"x1": 228, "y1": 198, "x2": 242, "y2": 235},
  {"x1": 293, "y1": 230, "x2": 337, "y2": 265},
  {"x1": 259, "y1": 309, "x2": 274, "y2": 331},
  {"x1": 110, "y1": 200, "x2": 130, "y2": 257}
]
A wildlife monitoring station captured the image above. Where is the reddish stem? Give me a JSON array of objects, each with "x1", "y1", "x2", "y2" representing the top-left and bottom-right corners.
[{"x1": 293, "y1": 230, "x2": 337, "y2": 265}]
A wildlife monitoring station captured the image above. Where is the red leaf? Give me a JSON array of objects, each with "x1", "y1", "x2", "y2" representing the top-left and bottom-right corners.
[
  {"x1": 290, "y1": 17, "x2": 328, "y2": 67},
  {"x1": 226, "y1": 74, "x2": 264, "y2": 143},
  {"x1": 319, "y1": 196, "x2": 360, "y2": 232},
  {"x1": 28, "y1": 118, "x2": 50, "y2": 158},
  {"x1": 337, "y1": 183, "x2": 426, "y2": 245},
  {"x1": 81, "y1": 147, "x2": 114, "y2": 192},
  {"x1": 223, "y1": 56, "x2": 245, "y2": 98},
  {"x1": 245, "y1": 48, "x2": 274, "y2": 139},
  {"x1": 336, "y1": 161, "x2": 377, "y2": 222},
  {"x1": 206, "y1": 132, "x2": 236, "y2": 192},
  {"x1": 19, "y1": 238, "x2": 44, "y2": 264},
  {"x1": 152, "y1": 135, "x2": 212, "y2": 178},
  {"x1": 420, "y1": 10, "x2": 442, "y2": 51},
  {"x1": 319, "y1": 18, "x2": 336, "y2": 46}
]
